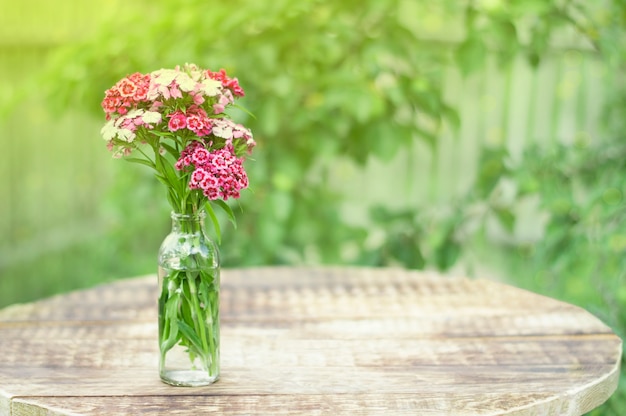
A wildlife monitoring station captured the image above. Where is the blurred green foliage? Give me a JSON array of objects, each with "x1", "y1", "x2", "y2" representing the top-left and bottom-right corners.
[
  {"x1": 36, "y1": 0, "x2": 463, "y2": 265},
  {"x1": 34, "y1": 0, "x2": 602, "y2": 267},
  {"x1": 1, "y1": 0, "x2": 625, "y2": 413}
]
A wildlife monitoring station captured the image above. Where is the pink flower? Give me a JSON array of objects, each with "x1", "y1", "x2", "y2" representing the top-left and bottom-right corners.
[
  {"x1": 186, "y1": 112, "x2": 212, "y2": 136},
  {"x1": 174, "y1": 142, "x2": 250, "y2": 200},
  {"x1": 212, "y1": 93, "x2": 232, "y2": 114},
  {"x1": 175, "y1": 155, "x2": 192, "y2": 170},
  {"x1": 200, "y1": 175, "x2": 219, "y2": 192},
  {"x1": 192, "y1": 93, "x2": 205, "y2": 105},
  {"x1": 191, "y1": 147, "x2": 211, "y2": 165},
  {"x1": 148, "y1": 82, "x2": 170, "y2": 100},
  {"x1": 213, "y1": 103, "x2": 225, "y2": 114},
  {"x1": 169, "y1": 84, "x2": 183, "y2": 99},
  {"x1": 186, "y1": 114, "x2": 204, "y2": 134},
  {"x1": 168, "y1": 112, "x2": 187, "y2": 132},
  {"x1": 189, "y1": 168, "x2": 210, "y2": 189},
  {"x1": 212, "y1": 154, "x2": 228, "y2": 170}
]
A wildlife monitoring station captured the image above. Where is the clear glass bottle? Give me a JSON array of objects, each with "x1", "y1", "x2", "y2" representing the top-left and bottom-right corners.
[{"x1": 157, "y1": 210, "x2": 220, "y2": 386}]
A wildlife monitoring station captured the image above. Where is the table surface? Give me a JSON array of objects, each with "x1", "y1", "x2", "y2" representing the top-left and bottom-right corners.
[{"x1": 0, "y1": 266, "x2": 621, "y2": 415}]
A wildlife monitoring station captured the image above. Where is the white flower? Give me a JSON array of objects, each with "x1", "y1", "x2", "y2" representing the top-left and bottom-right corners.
[
  {"x1": 125, "y1": 109, "x2": 144, "y2": 119},
  {"x1": 151, "y1": 69, "x2": 178, "y2": 86},
  {"x1": 184, "y1": 63, "x2": 202, "y2": 81},
  {"x1": 101, "y1": 119, "x2": 118, "y2": 141},
  {"x1": 142, "y1": 111, "x2": 162, "y2": 124},
  {"x1": 212, "y1": 119, "x2": 234, "y2": 139},
  {"x1": 200, "y1": 78, "x2": 221, "y2": 97},
  {"x1": 117, "y1": 128, "x2": 135, "y2": 143},
  {"x1": 176, "y1": 73, "x2": 197, "y2": 92}
]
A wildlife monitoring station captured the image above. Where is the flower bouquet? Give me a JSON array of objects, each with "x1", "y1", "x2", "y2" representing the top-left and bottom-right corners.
[{"x1": 100, "y1": 63, "x2": 255, "y2": 386}]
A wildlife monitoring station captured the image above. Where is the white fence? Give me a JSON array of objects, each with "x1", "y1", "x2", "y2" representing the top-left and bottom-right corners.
[{"x1": 336, "y1": 51, "x2": 606, "y2": 226}]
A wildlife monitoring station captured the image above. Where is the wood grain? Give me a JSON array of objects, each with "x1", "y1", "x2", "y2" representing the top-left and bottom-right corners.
[{"x1": 0, "y1": 266, "x2": 621, "y2": 415}]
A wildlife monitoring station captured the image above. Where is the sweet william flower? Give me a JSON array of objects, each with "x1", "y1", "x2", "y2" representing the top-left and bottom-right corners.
[
  {"x1": 168, "y1": 112, "x2": 187, "y2": 132},
  {"x1": 116, "y1": 128, "x2": 135, "y2": 143},
  {"x1": 212, "y1": 93, "x2": 232, "y2": 114},
  {"x1": 207, "y1": 69, "x2": 245, "y2": 97},
  {"x1": 169, "y1": 85, "x2": 183, "y2": 99},
  {"x1": 212, "y1": 120, "x2": 233, "y2": 139},
  {"x1": 117, "y1": 78, "x2": 138, "y2": 98},
  {"x1": 191, "y1": 147, "x2": 211, "y2": 165},
  {"x1": 186, "y1": 114, "x2": 212, "y2": 137},
  {"x1": 192, "y1": 93, "x2": 205, "y2": 106},
  {"x1": 101, "y1": 119, "x2": 118, "y2": 141},
  {"x1": 177, "y1": 145, "x2": 249, "y2": 201},
  {"x1": 101, "y1": 63, "x2": 254, "y2": 215},
  {"x1": 142, "y1": 111, "x2": 162, "y2": 124},
  {"x1": 102, "y1": 96, "x2": 120, "y2": 115},
  {"x1": 200, "y1": 79, "x2": 222, "y2": 97},
  {"x1": 176, "y1": 73, "x2": 197, "y2": 92},
  {"x1": 190, "y1": 167, "x2": 209, "y2": 185}
]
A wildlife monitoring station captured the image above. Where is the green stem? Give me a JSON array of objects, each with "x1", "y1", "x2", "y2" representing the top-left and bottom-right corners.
[
  {"x1": 186, "y1": 270, "x2": 211, "y2": 369},
  {"x1": 206, "y1": 287, "x2": 218, "y2": 374},
  {"x1": 136, "y1": 145, "x2": 154, "y2": 162}
]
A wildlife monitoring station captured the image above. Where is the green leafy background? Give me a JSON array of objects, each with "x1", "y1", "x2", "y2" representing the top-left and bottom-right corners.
[{"x1": 0, "y1": 1, "x2": 624, "y2": 413}]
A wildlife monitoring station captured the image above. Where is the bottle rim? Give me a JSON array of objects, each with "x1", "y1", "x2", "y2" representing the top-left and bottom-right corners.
[{"x1": 170, "y1": 210, "x2": 206, "y2": 220}]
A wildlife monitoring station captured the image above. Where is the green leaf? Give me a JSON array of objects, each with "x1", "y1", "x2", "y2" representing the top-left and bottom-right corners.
[
  {"x1": 493, "y1": 207, "x2": 516, "y2": 232},
  {"x1": 160, "y1": 142, "x2": 180, "y2": 159},
  {"x1": 232, "y1": 103, "x2": 256, "y2": 119},
  {"x1": 205, "y1": 202, "x2": 222, "y2": 244},
  {"x1": 158, "y1": 153, "x2": 180, "y2": 187},
  {"x1": 456, "y1": 36, "x2": 487, "y2": 76},
  {"x1": 365, "y1": 122, "x2": 402, "y2": 162},
  {"x1": 213, "y1": 199, "x2": 237, "y2": 229},
  {"x1": 491, "y1": 19, "x2": 519, "y2": 66},
  {"x1": 435, "y1": 230, "x2": 461, "y2": 271},
  {"x1": 476, "y1": 148, "x2": 510, "y2": 197},
  {"x1": 389, "y1": 235, "x2": 425, "y2": 270},
  {"x1": 155, "y1": 153, "x2": 184, "y2": 209},
  {"x1": 149, "y1": 130, "x2": 176, "y2": 138},
  {"x1": 154, "y1": 173, "x2": 170, "y2": 188},
  {"x1": 414, "y1": 126, "x2": 438, "y2": 150},
  {"x1": 160, "y1": 291, "x2": 181, "y2": 353},
  {"x1": 441, "y1": 105, "x2": 461, "y2": 131},
  {"x1": 124, "y1": 157, "x2": 156, "y2": 169},
  {"x1": 198, "y1": 279, "x2": 213, "y2": 311},
  {"x1": 177, "y1": 319, "x2": 205, "y2": 354}
]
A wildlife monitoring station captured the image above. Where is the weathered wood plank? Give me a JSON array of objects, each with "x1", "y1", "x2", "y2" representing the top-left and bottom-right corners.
[
  {"x1": 0, "y1": 267, "x2": 621, "y2": 415},
  {"x1": 0, "y1": 335, "x2": 619, "y2": 369},
  {"x1": 0, "y1": 364, "x2": 618, "y2": 397},
  {"x1": 5, "y1": 392, "x2": 577, "y2": 416}
]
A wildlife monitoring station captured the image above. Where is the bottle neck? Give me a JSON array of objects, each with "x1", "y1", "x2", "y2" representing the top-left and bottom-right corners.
[{"x1": 171, "y1": 211, "x2": 206, "y2": 234}]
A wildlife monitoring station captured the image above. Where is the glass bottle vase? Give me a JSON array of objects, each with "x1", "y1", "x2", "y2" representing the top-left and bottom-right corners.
[{"x1": 157, "y1": 210, "x2": 220, "y2": 386}]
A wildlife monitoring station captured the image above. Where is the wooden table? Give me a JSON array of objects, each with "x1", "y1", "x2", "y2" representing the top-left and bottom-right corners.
[{"x1": 0, "y1": 267, "x2": 621, "y2": 415}]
